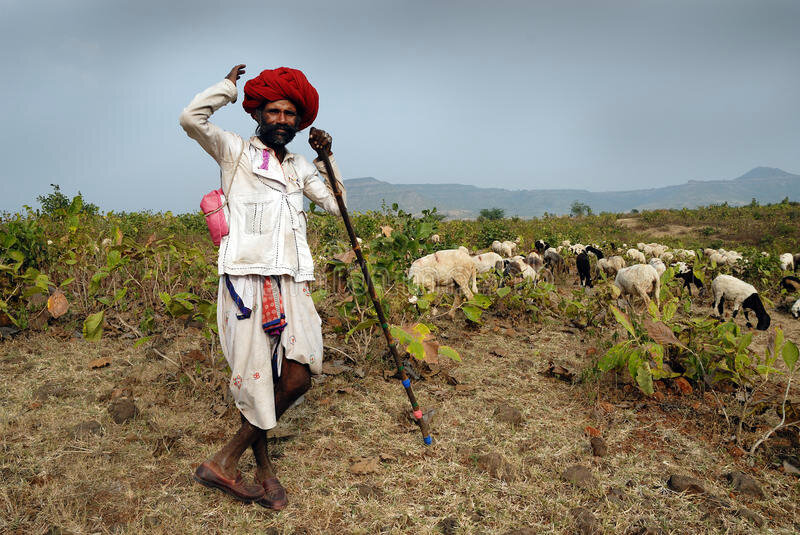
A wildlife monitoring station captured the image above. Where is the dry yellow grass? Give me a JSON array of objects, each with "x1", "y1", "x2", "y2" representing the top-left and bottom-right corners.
[{"x1": 1, "y1": 306, "x2": 799, "y2": 534}]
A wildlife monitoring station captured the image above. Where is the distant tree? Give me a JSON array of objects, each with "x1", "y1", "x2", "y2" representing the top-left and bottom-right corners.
[
  {"x1": 631, "y1": 208, "x2": 639, "y2": 214},
  {"x1": 749, "y1": 197, "x2": 759, "y2": 207},
  {"x1": 570, "y1": 200, "x2": 592, "y2": 217},
  {"x1": 37, "y1": 184, "x2": 99, "y2": 216},
  {"x1": 478, "y1": 207, "x2": 505, "y2": 220}
]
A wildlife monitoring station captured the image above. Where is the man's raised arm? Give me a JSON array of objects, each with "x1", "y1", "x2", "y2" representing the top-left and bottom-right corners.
[{"x1": 179, "y1": 64, "x2": 246, "y2": 164}]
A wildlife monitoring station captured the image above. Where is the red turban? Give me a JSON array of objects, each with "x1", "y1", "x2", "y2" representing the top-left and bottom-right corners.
[{"x1": 242, "y1": 67, "x2": 319, "y2": 130}]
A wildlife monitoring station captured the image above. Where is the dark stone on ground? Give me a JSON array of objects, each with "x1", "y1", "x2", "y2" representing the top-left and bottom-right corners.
[
  {"x1": 591, "y1": 437, "x2": 607, "y2": 457},
  {"x1": 517, "y1": 359, "x2": 535, "y2": 371},
  {"x1": 571, "y1": 507, "x2": 600, "y2": 534},
  {"x1": 437, "y1": 516, "x2": 458, "y2": 535},
  {"x1": 71, "y1": 420, "x2": 102, "y2": 439},
  {"x1": 108, "y1": 398, "x2": 138, "y2": 424},
  {"x1": 605, "y1": 487, "x2": 626, "y2": 504},
  {"x1": 356, "y1": 484, "x2": 384, "y2": 499},
  {"x1": 735, "y1": 507, "x2": 764, "y2": 527},
  {"x1": 667, "y1": 474, "x2": 705, "y2": 494},
  {"x1": 724, "y1": 471, "x2": 765, "y2": 499},
  {"x1": 35, "y1": 381, "x2": 69, "y2": 400},
  {"x1": 562, "y1": 465, "x2": 598, "y2": 489},
  {"x1": 475, "y1": 453, "x2": 516, "y2": 482},
  {"x1": 494, "y1": 404, "x2": 525, "y2": 425}
]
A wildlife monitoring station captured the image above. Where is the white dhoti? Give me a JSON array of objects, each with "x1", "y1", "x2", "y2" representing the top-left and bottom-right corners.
[{"x1": 217, "y1": 274, "x2": 323, "y2": 430}]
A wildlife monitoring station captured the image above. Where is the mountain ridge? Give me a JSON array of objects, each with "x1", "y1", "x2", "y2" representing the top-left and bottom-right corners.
[{"x1": 338, "y1": 167, "x2": 800, "y2": 219}]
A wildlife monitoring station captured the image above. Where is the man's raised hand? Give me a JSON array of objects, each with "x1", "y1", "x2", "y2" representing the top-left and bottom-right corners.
[
  {"x1": 226, "y1": 64, "x2": 246, "y2": 85},
  {"x1": 309, "y1": 127, "x2": 332, "y2": 156}
]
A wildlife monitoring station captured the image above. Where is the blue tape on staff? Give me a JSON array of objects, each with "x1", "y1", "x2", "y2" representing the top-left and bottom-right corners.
[
  {"x1": 402, "y1": 378, "x2": 411, "y2": 388},
  {"x1": 423, "y1": 436, "x2": 432, "y2": 445}
]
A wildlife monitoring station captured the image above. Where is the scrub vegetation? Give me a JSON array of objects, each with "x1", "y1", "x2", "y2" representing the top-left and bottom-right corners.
[{"x1": 2, "y1": 187, "x2": 800, "y2": 534}]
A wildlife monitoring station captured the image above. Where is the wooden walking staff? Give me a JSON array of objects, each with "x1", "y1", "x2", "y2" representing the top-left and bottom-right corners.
[{"x1": 310, "y1": 128, "x2": 432, "y2": 446}]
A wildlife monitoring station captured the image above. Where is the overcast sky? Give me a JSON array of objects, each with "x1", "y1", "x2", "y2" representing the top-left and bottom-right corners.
[{"x1": 2, "y1": 0, "x2": 799, "y2": 213}]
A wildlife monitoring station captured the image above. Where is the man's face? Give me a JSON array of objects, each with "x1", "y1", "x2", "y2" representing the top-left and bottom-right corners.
[{"x1": 256, "y1": 99, "x2": 300, "y2": 147}]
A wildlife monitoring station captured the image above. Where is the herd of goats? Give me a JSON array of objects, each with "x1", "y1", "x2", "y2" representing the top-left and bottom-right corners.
[{"x1": 406, "y1": 237, "x2": 800, "y2": 328}]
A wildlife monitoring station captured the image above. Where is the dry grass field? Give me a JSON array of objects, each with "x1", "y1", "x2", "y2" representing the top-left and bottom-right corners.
[{"x1": 3, "y1": 275, "x2": 799, "y2": 534}]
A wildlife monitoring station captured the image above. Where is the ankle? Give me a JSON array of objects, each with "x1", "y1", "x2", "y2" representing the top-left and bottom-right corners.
[
  {"x1": 255, "y1": 466, "x2": 276, "y2": 482},
  {"x1": 209, "y1": 456, "x2": 238, "y2": 478}
]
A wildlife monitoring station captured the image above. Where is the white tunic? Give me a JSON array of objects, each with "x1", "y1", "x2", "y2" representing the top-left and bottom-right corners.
[{"x1": 179, "y1": 78, "x2": 346, "y2": 281}]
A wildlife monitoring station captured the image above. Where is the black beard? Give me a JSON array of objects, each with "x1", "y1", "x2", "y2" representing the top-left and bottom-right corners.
[{"x1": 256, "y1": 121, "x2": 297, "y2": 148}]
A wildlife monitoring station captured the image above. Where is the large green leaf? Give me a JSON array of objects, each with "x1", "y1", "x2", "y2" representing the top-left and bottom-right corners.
[
  {"x1": 461, "y1": 304, "x2": 483, "y2": 323},
  {"x1": 82, "y1": 310, "x2": 104, "y2": 341},
  {"x1": 610, "y1": 305, "x2": 635, "y2": 337},
  {"x1": 438, "y1": 345, "x2": 461, "y2": 362},
  {"x1": 496, "y1": 286, "x2": 511, "y2": 298},
  {"x1": 783, "y1": 341, "x2": 799, "y2": 371},
  {"x1": 469, "y1": 293, "x2": 492, "y2": 310},
  {"x1": 636, "y1": 361, "x2": 654, "y2": 395}
]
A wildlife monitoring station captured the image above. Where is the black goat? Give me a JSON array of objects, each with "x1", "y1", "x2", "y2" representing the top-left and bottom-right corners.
[
  {"x1": 576, "y1": 252, "x2": 592, "y2": 288},
  {"x1": 675, "y1": 268, "x2": 705, "y2": 296},
  {"x1": 781, "y1": 275, "x2": 800, "y2": 293},
  {"x1": 534, "y1": 240, "x2": 550, "y2": 253}
]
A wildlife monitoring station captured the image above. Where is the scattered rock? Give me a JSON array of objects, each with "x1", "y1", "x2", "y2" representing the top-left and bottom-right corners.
[
  {"x1": 494, "y1": 405, "x2": 525, "y2": 426},
  {"x1": 570, "y1": 507, "x2": 600, "y2": 535},
  {"x1": 735, "y1": 506, "x2": 764, "y2": 527},
  {"x1": 349, "y1": 456, "x2": 380, "y2": 475},
  {"x1": 724, "y1": 471, "x2": 764, "y2": 499},
  {"x1": 108, "y1": 398, "x2": 138, "y2": 424},
  {"x1": 517, "y1": 359, "x2": 535, "y2": 371},
  {"x1": 672, "y1": 377, "x2": 693, "y2": 395},
  {"x1": 436, "y1": 516, "x2": 458, "y2": 535},
  {"x1": 561, "y1": 465, "x2": 598, "y2": 489},
  {"x1": 667, "y1": 474, "x2": 705, "y2": 494},
  {"x1": 605, "y1": 487, "x2": 626, "y2": 504},
  {"x1": 34, "y1": 381, "x2": 68, "y2": 401},
  {"x1": 543, "y1": 361, "x2": 575, "y2": 382},
  {"x1": 782, "y1": 457, "x2": 800, "y2": 476},
  {"x1": 144, "y1": 515, "x2": 161, "y2": 528},
  {"x1": 475, "y1": 453, "x2": 517, "y2": 482},
  {"x1": 590, "y1": 437, "x2": 607, "y2": 457},
  {"x1": 503, "y1": 529, "x2": 536, "y2": 535},
  {"x1": 355, "y1": 484, "x2": 384, "y2": 499},
  {"x1": 71, "y1": 420, "x2": 102, "y2": 439}
]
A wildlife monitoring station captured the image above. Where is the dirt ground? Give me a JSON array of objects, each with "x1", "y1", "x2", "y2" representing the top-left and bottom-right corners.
[{"x1": 2, "y1": 278, "x2": 800, "y2": 535}]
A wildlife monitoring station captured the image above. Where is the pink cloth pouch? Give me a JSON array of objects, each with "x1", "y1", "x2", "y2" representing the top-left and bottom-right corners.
[
  {"x1": 200, "y1": 189, "x2": 228, "y2": 246},
  {"x1": 199, "y1": 144, "x2": 246, "y2": 246}
]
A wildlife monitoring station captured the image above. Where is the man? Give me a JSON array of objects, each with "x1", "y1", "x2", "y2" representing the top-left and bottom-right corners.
[{"x1": 179, "y1": 64, "x2": 345, "y2": 510}]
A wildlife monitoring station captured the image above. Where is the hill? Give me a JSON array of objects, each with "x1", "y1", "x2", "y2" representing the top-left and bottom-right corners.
[{"x1": 340, "y1": 167, "x2": 800, "y2": 218}]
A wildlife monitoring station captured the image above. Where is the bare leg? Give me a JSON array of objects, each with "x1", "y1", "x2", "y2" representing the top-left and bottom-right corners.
[
  {"x1": 252, "y1": 359, "x2": 311, "y2": 483},
  {"x1": 209, "y1": 415, "x2": 261, "y2": 479}
]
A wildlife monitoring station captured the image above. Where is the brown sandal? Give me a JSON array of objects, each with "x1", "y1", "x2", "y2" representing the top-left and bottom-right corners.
[
  {"x1": 255, "y1": 477, "x2": 288, "y2": 510},
  {"x1": 193, "y1": 461, "x2": 265, "y2": 503}
]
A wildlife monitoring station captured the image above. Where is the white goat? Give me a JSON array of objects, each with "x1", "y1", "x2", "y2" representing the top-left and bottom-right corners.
[
  {"x1": 614, "y1": 264, "x2": 661, "y2": 309},
  {"x1": 409, "y1": 248, "x2": 478, "y2": 316},
  {"x1": 626, "y1": 248, "x2": 646, "y2": 264},
  {"x1": 471, "y1": 252, "x2": 503, "y2": 274},
  {"x1": 711, "y1": 274, "x2": 770, "y2": 330}
]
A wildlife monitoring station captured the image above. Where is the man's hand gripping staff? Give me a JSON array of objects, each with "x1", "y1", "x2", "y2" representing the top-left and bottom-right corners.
[{"x1": 309, "y1": 127, "x2": 433, "y2": 446}]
